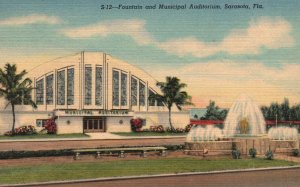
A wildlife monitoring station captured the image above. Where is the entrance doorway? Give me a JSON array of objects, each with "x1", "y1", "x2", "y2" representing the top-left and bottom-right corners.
[{"x1": 83, "y1": 117, "x2": 106, "y2": 133}]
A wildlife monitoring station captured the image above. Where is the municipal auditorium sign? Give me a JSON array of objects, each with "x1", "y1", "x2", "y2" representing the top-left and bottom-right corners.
[{"x1": 55, "y1": 110, "x2": 133, "y2": 116}]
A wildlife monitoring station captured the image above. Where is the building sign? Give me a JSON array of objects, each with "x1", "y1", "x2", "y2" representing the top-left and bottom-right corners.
[{"x1": 55, "y1": 109, "x2": 132, "y2": 117}]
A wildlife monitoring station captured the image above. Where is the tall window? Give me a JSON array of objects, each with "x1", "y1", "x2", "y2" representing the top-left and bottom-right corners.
[
  {"x1": 57, "y1": 70, "x2": 65, "y2": 105},
  {"x1": 67, "y1": 68, "x2": 74, "y2": 105},
  {"x1": 121, "y1": 72, "x2": 127, "y2": 106},
  {"x1": 95, "y1": 67, "x2": 103, "y2": 106},
  {"x1": 46, "y1": 75, "x2": 53, "y2": 105},
  {"x1": 148, "y1": 89, "x2": 156, "y2": 106},
  {"x1": 36, "y1": 78, "x2": 44, "y2": 105},
  {"x1": 131, "y1": 77, "x2": 137, "y2": 106},
  {"x1": 139, "y1": 81, "x2": 145, "y2": 106},
  {"x1": 112, "y1": 70, "x2": 119, "y2": 106},
  {"x1": 85, "y1": 66, "x2": 92, "y2": 105}
]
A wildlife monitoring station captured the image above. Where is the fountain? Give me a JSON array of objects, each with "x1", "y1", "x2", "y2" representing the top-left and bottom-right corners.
[
  {"x1": 267, "y1": 127, "x2": 299, "y2": 153},
  {"x1": 223, "y1": 93, "x2": 266, "y2": 137},
  {"x1": 185, "y1": 126, "x2": 233, "y2": 155},
  {"x1": 185, "y1": 93, "x2": 299, "y2": 156},
  {"x1": 268, "y1": 127, "x2": 298, "y2": 140},
  {"x1": 186, "y1": 126, "x2": 223, "y2": 142}
]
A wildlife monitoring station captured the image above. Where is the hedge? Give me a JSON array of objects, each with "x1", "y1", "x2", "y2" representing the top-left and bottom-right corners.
[{"x1": 0, "y1": 144, "x2": 186, "y2": 159}]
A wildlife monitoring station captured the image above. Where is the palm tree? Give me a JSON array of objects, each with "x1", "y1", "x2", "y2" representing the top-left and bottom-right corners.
[
  {"x1": 0, "y1": 63, "x2": 37, "y2": 135},
  {"x1": 152, "y1": 76, "x2": 192, "y2": 131}
]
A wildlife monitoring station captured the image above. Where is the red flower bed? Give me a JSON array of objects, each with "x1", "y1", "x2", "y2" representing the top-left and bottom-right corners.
[
  {"x1": 44, "y1": 119, "x2": 57, "y2": 134},
  {"x1": 4, "y1": 125, "x2": 37, "y2": 136},
  {"x1": 130, "y1": 118, "x2": 144, "y2": 132}
]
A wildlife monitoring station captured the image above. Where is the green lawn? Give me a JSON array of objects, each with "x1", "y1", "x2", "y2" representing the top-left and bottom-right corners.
[
  {"x1": 112, "y1": 132, "x2": 187, "y2": 136},
  {"x1": 0, "y1": 133, "x2": 89, "y2": 140},
  {"x1": 0, "y1": 157, "x2": 297, "y2": 184}
]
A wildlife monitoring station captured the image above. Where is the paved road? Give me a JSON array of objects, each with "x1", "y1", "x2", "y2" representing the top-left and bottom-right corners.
[
  {"x1": 40, "y1": 168, "x2": 300, "y2": 187},
  {"x1": 0, "y1": 138, "x2": 185, "y2": 151}
]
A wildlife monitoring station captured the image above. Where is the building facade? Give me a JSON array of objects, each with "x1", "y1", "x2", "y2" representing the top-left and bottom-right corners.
[{"x1": 0, "y1": 52, "x2": 189, "y2": 134}]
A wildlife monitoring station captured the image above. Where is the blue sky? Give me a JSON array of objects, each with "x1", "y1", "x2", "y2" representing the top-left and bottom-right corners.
[{"x1": 0, "y1": 0, "x2": 299, "y2": 107}]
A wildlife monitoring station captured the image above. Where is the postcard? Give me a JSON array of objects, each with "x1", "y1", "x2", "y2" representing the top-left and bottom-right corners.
[{"x1": 0, "y1": 0, "x2": 299, "y2": 186}]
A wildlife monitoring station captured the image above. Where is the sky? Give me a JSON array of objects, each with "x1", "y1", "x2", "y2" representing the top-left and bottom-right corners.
[{"x1": 0, "y1": 0, "x2": 300, "y2": 108}]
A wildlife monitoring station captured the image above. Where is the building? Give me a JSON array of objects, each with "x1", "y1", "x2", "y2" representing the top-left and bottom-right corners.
[{"x1": 0, "y1": 52, "x2": 189, "y2": 134}]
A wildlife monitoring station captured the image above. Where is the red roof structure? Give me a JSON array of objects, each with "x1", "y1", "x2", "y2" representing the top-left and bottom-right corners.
[{"x1": 190, "y1": 119, "x2": 300, "y2": 125}]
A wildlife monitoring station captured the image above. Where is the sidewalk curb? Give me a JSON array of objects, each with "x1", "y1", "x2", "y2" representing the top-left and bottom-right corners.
[
  {"x1": 0, "y1": 136, "x2": 185, "y2": 143},
  {"x1": 2, "y1": 165, "x2": 300, "y2": 187}
]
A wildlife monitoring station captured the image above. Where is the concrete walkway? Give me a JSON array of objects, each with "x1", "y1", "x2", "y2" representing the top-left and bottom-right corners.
[
  {"x1": 86, "y1": 133, "x2": 185, "y2": 140},
  {"x1": 0, "y1": 133, "x2": 185, "y2": 142},
  {"x1": 85, "y1": 132, "x2": 124, "y2": 139}
]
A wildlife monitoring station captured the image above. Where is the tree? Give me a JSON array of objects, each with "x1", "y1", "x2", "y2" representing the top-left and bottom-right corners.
[
  {"x1": 0, "y1": 63, "x2": 37, "y2": 135},
  {"x1": 152, "y1": 76, "x2": 192, "y2": 131},
  {"x1": 261, "y1": 98, "x2": 299, "y2": 121},
  {"x1": 281, "y1": 98, "x2": 291, "y2": 121},
  {"x1": 201, "y1": 100, "x2": 228, "y2": 120},
  {"x1": 193, "y1": 114, "x2": 199, "y2": 119}
]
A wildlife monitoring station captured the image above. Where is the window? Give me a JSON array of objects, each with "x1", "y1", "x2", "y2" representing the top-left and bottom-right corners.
[
  {"x1": 95, "y1": 67, "x2": 103, "y2": 106},
  {"x1": 131, "y1": 77, "x2": 137, "y2": 106},
  {"x1": 139, "y1": 81, "x2": 145, "y2": 106},
  {"x1": 121, "y1": 72, "x2": 127, "y2": 106},
  {"x1": 57, "y1": 70, "x2": 65, "y2": 105},
  {"x1": 46, "y1": 75, "x2": 53, "y2": 105},
  {"x1": 36, "y1": 78, "x2": 44, "y2": 105},
  {"x1": 36, "y1": 119, "x2": 48, "y2": 127},
  {"x1": 85, "y1": 66, "x2": 92, "y2": 105},
  {"x1": 67, "y1": 68, "x2": 74, "y2": 105},
  {"x1": 148, "y1": 89, "x2": 156, "y2": 106},
  {"x1": 112, "y1": 70, "x2": 119, "y2": 106}
]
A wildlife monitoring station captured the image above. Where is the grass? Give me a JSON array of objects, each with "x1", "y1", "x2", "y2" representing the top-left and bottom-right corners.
[
  {"x1": 112, "y1": 132, "x2": 187, "y2": 136},
  {"x1": 0, "y1": 133, "x2": 90, "y2": 140},
  {"x1": 0, "y1": 157, "x2": 297, "y2": 184}
]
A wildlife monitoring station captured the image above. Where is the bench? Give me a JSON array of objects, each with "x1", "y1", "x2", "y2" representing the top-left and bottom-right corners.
[{"x1": 72, "y1": 146, "x2": 167, "y2": 160}]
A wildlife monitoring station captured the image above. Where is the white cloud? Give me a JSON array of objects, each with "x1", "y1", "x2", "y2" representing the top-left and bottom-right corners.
[
  {"x1": 160, "y1": 17, "x2": 294, "y2": 57},
  {"x1": 150, "y1": 61, "x2": 300, "y2": 108},
  {"x1": 63, "y1": 19, "x2": 155, "y2": 45},
  {"x1": 158, "y1": 37, "x2": 218, "y2": 58},
  {"x1": 62, "y1": 17, "x2": 294, "y2": 57},
  {"x1": 221, "y1": 17, "x2": 294, "y2": 55},
  {"x1": 0, "y1": 14, "x2": 62, "y2": 26}
]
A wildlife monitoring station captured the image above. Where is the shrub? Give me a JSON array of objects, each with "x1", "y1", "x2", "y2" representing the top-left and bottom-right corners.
[
  {"x1": 166, "y1": 127, "x2": 186, "y2": 133},
  {"x1": 165, "y1": 127, "x2": 172, "y2": 132},
  {"x1": 232, "y1": 149, "x2": 241, "y2": 159},
  {"x1": 249, "y1": 148, "x2": 257, "y2": 158},
  {"x1": 4, "y1": 125, "x2": 37, "y2": 136},
  {"x1": 150, "y1": 125, "x2": 165, "y2": 133},
  {"x1": 175, "y1": 128, "x2": 185, "y2": 133},
  {"x1": 164, "y1": 144, "x2": 185, "y2": 150},
  {"x1": 0, "y1": 149, "x2": 73, "y2": 159},
  {"x1": 265, "y1": 150, "x2": 273, "y2": 160},
  {"x1": 292, "y1": 149, "x2": 299, "y2": 157},
  {"x1": 185, "y1": 124, "x2": 193, "y2": 132},
  {"x1": 44, "y1": 119, "x2": 57, "y2": 134},
  {"x1": 142, "y1": 128, "x2": 150, "y2": 132},
  {"x1": 130, "y1": 118, "x2": 144, "y2": 132}
]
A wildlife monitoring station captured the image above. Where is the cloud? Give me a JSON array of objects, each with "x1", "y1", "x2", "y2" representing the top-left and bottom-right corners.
[
  {"x1": 63, "y1": 17, "x2": 294, "y2": 57},
  {"x1": 160, "y1": 17, "x2": 294, "y2": 57},
  {"x1": 221, "y1": 17, "x2": 294, "y2": 55},
  {"x1": 158, "y1": 37, "x2": 218, "y2": 58},
  {"x1": 63, "y1": 19, "x2": 155, "y2": 45},
  {"x1": 150, "y1": 60, "x2": 300, "y2": 108},
  {"x1": 0, "y1": 14, "x2": 62, "y2": 26}
]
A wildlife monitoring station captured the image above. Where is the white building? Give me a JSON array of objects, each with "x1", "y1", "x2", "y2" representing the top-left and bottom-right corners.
[{"x1": 0, "y1": 52, "x2": 189, "y2": 134}]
